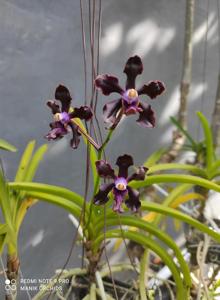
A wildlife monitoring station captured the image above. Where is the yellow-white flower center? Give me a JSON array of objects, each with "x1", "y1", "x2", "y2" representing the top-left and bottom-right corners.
[
  {"x1": 54, "y1": 113, "x2": 62, "y2": 122},
  {"x1": 127, "y1": 89, "x2": 138, "y2": 99},
  {"x1": 115, "y1": 182, "x2": 127, "y2": 191}
]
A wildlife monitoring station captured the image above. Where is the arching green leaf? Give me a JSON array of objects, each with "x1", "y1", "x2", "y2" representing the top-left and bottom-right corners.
[
  {"x1": 0, "y1": 139, "x2": 17, "y2": 152},
  {"x1": 94, "y1": 230, "x2": 189, "y2": 300},
  {"x1": 95, "y1": 215, "x2": 191, "y2": 288}
]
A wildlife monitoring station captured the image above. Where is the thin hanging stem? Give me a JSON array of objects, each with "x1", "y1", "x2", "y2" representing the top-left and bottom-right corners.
[
  {"x1": 93, "y1": 0, "x2": 105, "y2": 156},
  {"x1": 80, "y1": 0, "x2": 88, "y2": 105},
  {"x1": 89, "y1": 0, "x2": 97, "y2": 109},
  {"x1": 94, "y1": 0, "x2": 102, "y2": 114}
]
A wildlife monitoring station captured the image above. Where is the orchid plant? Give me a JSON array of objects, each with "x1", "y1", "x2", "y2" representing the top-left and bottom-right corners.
[{"x1": 0, "y1": 53, "x2": 220, "y2": 300}]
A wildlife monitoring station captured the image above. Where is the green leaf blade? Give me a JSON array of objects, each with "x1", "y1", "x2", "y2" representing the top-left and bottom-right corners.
[
  {"x1": 94, "y1": 230, "x2": 189, "y2": 300},
  {"x1": 197, "y1": 112, "x2": 214, "y2": 171},
  {"x1": 15, "y1": 140, "x2": 36, "y2": 182},
  {"x1": 0, "y1": 139, "x2": 17, "y2": 152}
]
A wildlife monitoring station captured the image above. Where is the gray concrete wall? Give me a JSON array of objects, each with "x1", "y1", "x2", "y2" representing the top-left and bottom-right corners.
[{"x1": 0, "y1": 0, "x2": 219, "y2": 298}]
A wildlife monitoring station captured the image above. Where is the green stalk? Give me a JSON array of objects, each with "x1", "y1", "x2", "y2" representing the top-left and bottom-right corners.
[
  {"x1": 197, "y1": 112, "x2": 214, "y2": 172},
  {"x1": 85, "y1": 128, "x2": 115, "y2": 232},
  {"x1": 7, "y1": 242, "x2": 17, "y2": 257},
  {"x1": 94, "y1": 128, "x2": 114, "y2": 193}
]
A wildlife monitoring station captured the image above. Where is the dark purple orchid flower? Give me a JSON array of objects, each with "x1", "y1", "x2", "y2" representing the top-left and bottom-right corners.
[
  {"x1": 94, "y1": 154, "x2": 148, "y2": 213},
  {"x1": 95, "y1": 55, "x2": 165, "y2": 128},
  {"x1": 45, "y1": 85, "x2": 93, "y2": 149}
]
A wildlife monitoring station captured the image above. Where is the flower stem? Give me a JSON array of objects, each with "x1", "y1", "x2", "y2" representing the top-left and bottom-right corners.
[
  {"x1": 85, "y1": 128, "x2": 115, "y2": 233},
  {"x1": 72, "y1": 119, "x2": 100, "y2": 150},
  {"x1": 94, "y1": 128, "x2": 114, "y2": 192},
  {"x1": 98, "y1": 128, "x2": 114, "y2": 160}
]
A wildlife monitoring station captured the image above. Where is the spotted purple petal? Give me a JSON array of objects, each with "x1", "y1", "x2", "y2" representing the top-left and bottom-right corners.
[
  {"x1": 138, "y1": 81, "x2": 165, "y2": 99},
  {"x1": 136, "y1": 103, "x2": 156, "y2": 128},
  {"x1": 116, "y1": 154, "x2": 133, "y2": 178},
  {"x1": 96, "y1": 160, "x2": 115, "y2": 179},
  {"x1": 103, "y1": 98, "x2": 122, "y2": 124},
  {"x1": 123, "y1": 55, "x2": 143, "y2": 89},
  {"x1": 125, "y1": 186, "x2": 141, "y2": 212},
  {"x1": 113, "y1": 188, "x2": 127, "y2": 213},
  {"x1": 55, "y1": 85, "x2": 72, "y2": 112},
  {"x1": 95, "y1": 74, "x2": 124, "y2": 96},
  {"x1": 69, "y1": 106, "x2": 93, "y2": 121},
  {"x1": 94, "y1": 183, "x2": 115, "y2": 205},
  {"x1": 47, "y1": 100, "x2": 61, "y2": 114},
  {"x1": 69, "y1": 123, "x2": 81, "y2": 149},
  {"x1": 128, "y1": 166, "x2": 148, "y2": 182}
]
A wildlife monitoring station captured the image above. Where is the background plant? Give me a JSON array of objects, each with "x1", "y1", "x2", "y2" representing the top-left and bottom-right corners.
[{"x1": 0, "y1": 141, "x2": 47, "y2": 299}]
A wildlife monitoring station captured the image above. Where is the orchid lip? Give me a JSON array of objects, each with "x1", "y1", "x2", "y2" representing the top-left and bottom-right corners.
[
  {"x1": 122, "y1": 89, "x2": 139, "y2": 106},
  {"x1": 114, "y1": 177, "x2": 127, "y2": 191},
  {"x1": 54, "y1": 112, "x2": 70, "y2": 124}
]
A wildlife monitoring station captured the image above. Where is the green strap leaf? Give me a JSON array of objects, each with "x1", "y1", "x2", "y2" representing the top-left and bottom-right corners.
[
  {"x1": 95, "y1": 216, "x2": 191, "y2": 288},
  {"x1": 13, "y1": 142, "x2": 48, "y2": 224},
  {"x1": 9, "y1": 182, "x2": 84, "y2": 209},
  {"x1": 130, "y1": 173, "x2": 220, "y2": 195},
  {"x1": 94, "y1": 230, "x2": 189, "y2": 300},
  {"x1": 0, "y1": 139, "x2": 17, "y2": 152},
  {"x1": 197, "y1": 112, "x2": 214, "y2": 171},
  {"x1": 13, "y1": 191, "x2": 92, "y2": 238},
  {"x1": 16, "y1": 191, "x2": 81, "y2": 217},
  {"x1": 0, "y1": 223, "x2": 8, "y2": 235},
  {"x1": 153, "y1": 184, "x2": 193, "y2": 226},
  {"x1": 170, "y1": 117, "x2": 197, "y2": 148},
  {"x1": 147, "y1": 163, "x2": 207, "y2": 177},
  {"x1": 144, "y1": 148, "x2": 166, "y2": 167},
  {"x1": 141, "y1": 202, "x2": 220, "y2": 243},
  {"x1": 95, "y1": 184, "x2": 194, "y2": 225},
  {"x1": 15, "y1": 140, "x2": 36, "y2": 182},
  {"x1": 0, "y1": 165, "x2": 12, "y2": 224},
  {"x1": 0, "y1": 223, "x2": 9, "y2": 255},
  {"x1": 0, "y1": 233, "x2": 7, "y2": 255},
  {"x1": 24, "y1": 144, "x2": 48, "y2": 181}
]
